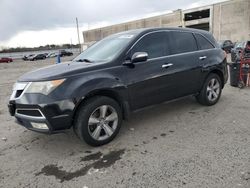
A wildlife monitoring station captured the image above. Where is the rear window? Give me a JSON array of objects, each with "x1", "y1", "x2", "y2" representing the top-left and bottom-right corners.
[
  {"x1": 195, "y1": 34, "x2": 214, "y2": 50},
  {"x1": 169, "y1": 32, "x2": 198, "y2": 55}
]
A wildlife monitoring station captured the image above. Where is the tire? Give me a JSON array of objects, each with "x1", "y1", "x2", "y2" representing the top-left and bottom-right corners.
[
  {"x1": 74, "y1": 96, "x2": 122, "y2": 146},
  {"x1": 196, "y1": 73, "x2": 222, "y2": 106},
  {"x1": 238, "y1": 81, "x2": 245, "y2": 89}
]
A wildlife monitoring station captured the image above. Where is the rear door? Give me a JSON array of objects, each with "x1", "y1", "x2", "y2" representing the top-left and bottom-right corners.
[
  {"x1": 165, "y1": 31, "x2": 202, "y2": 96},
  {"x1": 194, "y1": 33, "x2": 217, "y2": 89}
]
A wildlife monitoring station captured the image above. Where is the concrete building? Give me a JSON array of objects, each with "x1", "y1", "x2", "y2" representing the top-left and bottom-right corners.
[{"x1": 83, "y1": 0, "x2": 250, "y2": 44}]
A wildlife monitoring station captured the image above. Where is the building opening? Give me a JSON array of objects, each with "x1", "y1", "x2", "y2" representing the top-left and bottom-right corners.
[
  {"x1": 186, "y1": 23, "x2": 210, "y2": 31},
  {"x1": 184, "y1": 9, "x2": 210, "y2": 21},
  {"x1": 184, "y1": 9, "x2": 210, "y2": 31}
]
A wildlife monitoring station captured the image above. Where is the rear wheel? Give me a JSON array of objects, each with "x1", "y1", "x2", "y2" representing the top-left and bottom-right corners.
[
  {"x1": 196, "y1": 73, "x2": 222, "y2": 106},
  {"x1": 74, "y1": 96, "x2": 122, "y2": 146}
]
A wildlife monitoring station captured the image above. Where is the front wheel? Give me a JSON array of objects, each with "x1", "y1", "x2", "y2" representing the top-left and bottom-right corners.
[
  {"x1": 74, "y1": 96, "x2": 122, "y2": 146},
  {"x1": 196, "y1": 73, "x2": 222, "y2": 106}
]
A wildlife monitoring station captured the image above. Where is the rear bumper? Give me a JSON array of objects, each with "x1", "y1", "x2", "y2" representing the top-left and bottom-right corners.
[{"x1": 8, "y1": 100, "x2": 75, "y2": 134}]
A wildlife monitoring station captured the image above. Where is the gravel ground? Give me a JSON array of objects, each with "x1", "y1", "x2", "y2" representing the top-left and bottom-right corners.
[{"x1": 0, "y1": 57, "x2": 250, "y2": 188}]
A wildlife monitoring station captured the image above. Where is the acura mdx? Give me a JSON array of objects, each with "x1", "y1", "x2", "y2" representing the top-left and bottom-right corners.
[{"x1": 8, "y1": 28, "x2": 228, "y2": 146}]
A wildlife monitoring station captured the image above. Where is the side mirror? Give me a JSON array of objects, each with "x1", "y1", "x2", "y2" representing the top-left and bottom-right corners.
[
  {"x1": 131, "y1": 52, "x2": 148, "y2": 63},
  {"x1": 123, "y1": 52, "x2": 148, "y2": 66}
]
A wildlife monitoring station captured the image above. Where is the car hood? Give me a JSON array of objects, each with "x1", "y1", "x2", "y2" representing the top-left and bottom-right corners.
[{"x1": 18, "y1": 61, "x2": 107, "y2": 82}]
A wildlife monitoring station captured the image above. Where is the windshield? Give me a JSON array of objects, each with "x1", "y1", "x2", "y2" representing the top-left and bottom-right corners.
[{"x1": 74, "y1": 34, "x2": 135, "y2": 62}]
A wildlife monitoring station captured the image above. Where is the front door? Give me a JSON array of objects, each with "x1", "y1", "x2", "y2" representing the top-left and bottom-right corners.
[{"x1": 125, "y1": 31, "x2": 175, "y2": 110}]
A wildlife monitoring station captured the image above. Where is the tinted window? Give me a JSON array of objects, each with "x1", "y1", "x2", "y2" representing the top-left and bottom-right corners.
[
  {"x1": 195, "y1": 34, "x2": 214, "y2": 50},
  {"x1": 131, "y1": 32, "x2": 170, "y2": 59},
  {"x1": 170, "y1": 32, "x2": 198, "y2": 54}
]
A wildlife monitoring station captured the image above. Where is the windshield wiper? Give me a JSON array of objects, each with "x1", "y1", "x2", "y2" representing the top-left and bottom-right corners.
[{"x1": 75, "y1": 58, "x2": 93, "y2": 63}]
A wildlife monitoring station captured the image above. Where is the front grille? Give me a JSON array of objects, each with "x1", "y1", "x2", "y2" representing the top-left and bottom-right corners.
[{"x1": 16, "y1": 109, "x2": 43, "y2": 117}]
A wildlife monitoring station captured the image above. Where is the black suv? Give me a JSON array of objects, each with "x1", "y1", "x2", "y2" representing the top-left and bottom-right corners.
[{"x1": 8, "y1": 28, "x2": 228, "y2": 146}]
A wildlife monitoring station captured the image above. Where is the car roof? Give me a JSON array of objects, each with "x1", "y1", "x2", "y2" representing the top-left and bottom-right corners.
[
  {"x1": 119, "y1": 27, "x2": 210, "y2": 35},
  {"x1": 117, "y1": 27, "x2": 217, "y2": 46}
]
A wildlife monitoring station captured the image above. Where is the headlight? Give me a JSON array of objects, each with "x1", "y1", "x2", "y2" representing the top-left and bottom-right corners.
[{"x1": 25, "y1": 79, "x2": 65, "y2": 95}]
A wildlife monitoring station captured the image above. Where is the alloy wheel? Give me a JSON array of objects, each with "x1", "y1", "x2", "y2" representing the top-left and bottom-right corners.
[
  {"x1": 206, "y1": 78, "x2": 221, "y2": 102},
  {"x1": 87, "y1": 105, "x2": 118, "y2": 141}
]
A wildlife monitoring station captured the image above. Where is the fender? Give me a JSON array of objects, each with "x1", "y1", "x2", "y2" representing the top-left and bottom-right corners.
[
  {"x1": 71, "y1": 72, "x2": 127, "y2": 99},
  {"x1": 201, "y1": 61, "x2": 227, "y2": 88},
  {"x1": 70, "y1": 72, "x2": 131, "y2": 120}
]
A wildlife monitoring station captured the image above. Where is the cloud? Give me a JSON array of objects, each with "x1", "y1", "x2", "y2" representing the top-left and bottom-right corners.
[{"x1": 0, "y1": 0, "x2": 225, "y2": 47}]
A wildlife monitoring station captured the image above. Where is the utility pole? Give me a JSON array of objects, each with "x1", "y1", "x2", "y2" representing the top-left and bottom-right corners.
[
  {"x1": 70, "y1": 38, "x2": 72, "y2": 50},
  {"x1": 76, "y1": 17, "x2": 81, "y2": 53}
]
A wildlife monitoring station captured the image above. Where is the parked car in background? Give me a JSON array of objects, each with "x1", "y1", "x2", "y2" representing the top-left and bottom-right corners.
[
  {"x1": 0, "y1": 57, "x2": 13, "y2": 63},
  {"x1": 8, "y1": 28, "x2": 228, "y2": 146},
  {"x1": 59, "y1": 50, "x2": 73, "y2": 57},
  {"x1": 231, "y1": 41, "x2": 250, "y2": 62},
  {"x1": 46, "y1": 52, "x2": 58, "y2": 58},
  {"x1": 218, "y1": 40, "x2": 234, "y2": 53},
  {"x1": 29, "y1": 54, "x2": 46, "y2": 61},
  {"x1": 23, "y1": 54, "x2": 34, "y2": 61},
  {"x1": 27, "y1": 54, "x2": 36, "y2": 61}
]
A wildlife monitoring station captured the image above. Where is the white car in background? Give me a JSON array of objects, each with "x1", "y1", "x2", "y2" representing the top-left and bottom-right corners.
[{"x1": 46, "y1": 52, "x2": 58, "y2": 58}]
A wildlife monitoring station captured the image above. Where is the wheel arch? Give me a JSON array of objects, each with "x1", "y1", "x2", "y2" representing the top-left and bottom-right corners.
[
  {"x1": 209, "y1": 69, "x2": 225, "y2": 88},
  {"x1": 72, "y1": 89, "x2": 130, "y2": 126}
]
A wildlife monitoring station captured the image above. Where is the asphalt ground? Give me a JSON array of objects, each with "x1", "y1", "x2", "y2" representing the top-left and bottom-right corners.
[{"x1": 0, "y1": 57, "x2": 250, "y2": 188}]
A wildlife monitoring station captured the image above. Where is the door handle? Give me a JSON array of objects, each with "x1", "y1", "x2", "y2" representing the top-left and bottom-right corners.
[
  {"x1": 162, "y1": 63, "x2": 173, "y2": 69},
  {"x1": 199, "y1": 56, "x2": 207, "y2": 60}
]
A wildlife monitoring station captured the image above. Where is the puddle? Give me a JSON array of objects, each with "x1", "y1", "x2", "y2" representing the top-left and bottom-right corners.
[
  {"x1": 189, "y1": 111, "x2": 196, "y2": 114},
  {"x1": 160, "y1": 133, "x2": 166, "y2": 137},
  {"x1": 80, "y1": 152, "x2": 102, "y2": 162},
  {"x1": 35, "y1": 149, "x2": 125, "y2": 182}
]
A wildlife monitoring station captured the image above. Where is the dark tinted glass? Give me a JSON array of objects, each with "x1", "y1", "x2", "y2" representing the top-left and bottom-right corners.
[
  {"x1": 131, "y1": 32, "x2": 170, "y2": 59},
  {"x1": 195, "y1": 34, "x2": 214, "y2": 50},
  {"x1": 170, "y1": 32, "x2": 198, "y2": 54}
]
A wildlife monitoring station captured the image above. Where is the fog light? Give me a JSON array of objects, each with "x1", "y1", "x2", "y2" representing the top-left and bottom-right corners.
[{"x1": 31, "y1": 122, "x2": 48, "y2": 130}]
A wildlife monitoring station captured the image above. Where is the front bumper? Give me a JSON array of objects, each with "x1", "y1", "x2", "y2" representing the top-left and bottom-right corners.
[{"x1": 8, "y1": 100, "x2": 75, "y2": 134}]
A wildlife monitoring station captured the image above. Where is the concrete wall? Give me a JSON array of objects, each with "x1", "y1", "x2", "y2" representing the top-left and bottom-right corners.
[
  {"x1": 213, "y1": 0, "x2": 250, "y2": 41},
  {"x1": 83, "y1": 0, "x2": 250, "y2": 44},
  {"x1": 83, "y1": 11, "x2": 182, "y2": 44}
]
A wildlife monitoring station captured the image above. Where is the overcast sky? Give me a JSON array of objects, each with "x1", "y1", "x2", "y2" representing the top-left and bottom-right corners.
[{"x1": 0, "y1": 0, "x2": 225, "y2": 48}]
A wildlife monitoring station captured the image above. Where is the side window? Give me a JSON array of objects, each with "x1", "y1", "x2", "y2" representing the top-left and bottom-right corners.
[
  {"x1": 195, "y1": 34, "x2": 214, "y2": 50},
  {"x1": 131, "y1": 32, "x2": 170, "y2": 59},
  {"x1": 169, "y1": 32, "x2": 198, "y2": 54}
]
